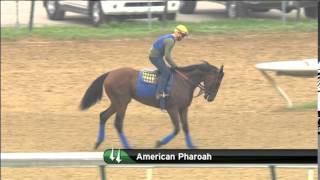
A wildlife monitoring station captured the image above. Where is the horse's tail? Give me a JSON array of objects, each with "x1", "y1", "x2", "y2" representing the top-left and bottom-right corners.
[{"x1": 80, "y1": 73, "x2": 109, "y2": 110}]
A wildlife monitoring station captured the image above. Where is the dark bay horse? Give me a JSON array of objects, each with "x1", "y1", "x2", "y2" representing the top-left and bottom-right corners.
[{"x1": 80, "y1": 61, "x2": 224, "y2": 149}]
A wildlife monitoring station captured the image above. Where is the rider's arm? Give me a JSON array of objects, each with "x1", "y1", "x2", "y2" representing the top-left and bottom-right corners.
[{"x1": 163, "y1": 38, "x2": 177, "y2": 68}]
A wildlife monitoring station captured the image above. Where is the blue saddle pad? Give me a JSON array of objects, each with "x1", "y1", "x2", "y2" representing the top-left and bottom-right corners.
[{"x1": 136, "y1": 70, "x2": 173, "y2": 98}]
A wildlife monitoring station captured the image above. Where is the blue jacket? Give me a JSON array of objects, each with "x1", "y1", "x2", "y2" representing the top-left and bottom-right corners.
[{"x1": 152, "y1": 34, "x2": 175, "y2": 57}]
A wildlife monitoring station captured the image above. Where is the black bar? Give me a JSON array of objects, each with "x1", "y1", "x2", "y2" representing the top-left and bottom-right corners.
[{"x1": 111, "y1": 149, "x2": 317, "y2": 164}]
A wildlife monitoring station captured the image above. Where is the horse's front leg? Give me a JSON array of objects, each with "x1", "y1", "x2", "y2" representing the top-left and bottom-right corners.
[
  {"x1": 155, "y1": 108, "x2": 180, "y2": 148},
  {"x1": 180, "y1": 108, "x2": 197, "y2": 149}
]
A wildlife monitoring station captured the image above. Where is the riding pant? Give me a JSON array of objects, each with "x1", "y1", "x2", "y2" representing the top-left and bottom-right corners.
[{"x1": 149, "y1": 56, "x2": 171, "y2": 94}]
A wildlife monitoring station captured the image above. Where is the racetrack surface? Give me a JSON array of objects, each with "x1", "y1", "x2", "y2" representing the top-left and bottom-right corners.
[{"x1": 1, "y1": 31, "x2": 317, "y2": 179}]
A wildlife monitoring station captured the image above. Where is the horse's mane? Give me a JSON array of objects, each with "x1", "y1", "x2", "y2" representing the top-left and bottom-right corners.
[{"x1": 178, "y1": 62, "x2": 218, "y2": 73}]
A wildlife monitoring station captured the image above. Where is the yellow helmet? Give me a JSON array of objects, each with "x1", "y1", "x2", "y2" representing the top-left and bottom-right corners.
[{"x1": 174, "y1": 25, "x2": 188, "y2": 35}]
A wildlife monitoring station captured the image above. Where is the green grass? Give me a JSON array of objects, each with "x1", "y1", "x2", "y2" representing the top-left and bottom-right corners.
[
  {"x1": 1, "y1": 19, "x2": 317, "y2": 40},
  {"x1": 290, "y1": 102, "x2": 317, "y2": 110},
  {"x1": 279, "y1": 102, "x2": 317, "y2": 111},
  {"x1": 275, "y1": 102, "x2": 316, "y2": 112}
]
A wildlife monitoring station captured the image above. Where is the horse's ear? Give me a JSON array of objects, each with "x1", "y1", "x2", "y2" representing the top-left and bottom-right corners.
[{"x1": 220, "y1": 65, "x2": 224, "y2": 72}]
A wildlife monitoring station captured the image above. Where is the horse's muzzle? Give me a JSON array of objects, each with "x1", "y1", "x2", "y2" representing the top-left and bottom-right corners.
[
  {"x1": 207, "y1": 96, "x2": 215, "y2": 102},
  {"x1": 204, "y1": 93, "x2": 215, "y2": 102}
]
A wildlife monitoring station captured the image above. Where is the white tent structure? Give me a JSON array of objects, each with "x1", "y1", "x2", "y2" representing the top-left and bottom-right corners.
[{"x1": 255, "y1": 59, "x2": 318, "y2": 108}]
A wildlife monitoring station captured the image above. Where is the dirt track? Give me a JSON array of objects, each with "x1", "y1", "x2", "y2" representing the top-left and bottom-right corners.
[{"x1": 1, "y1": 32, "x2": 318, "y2": 179}]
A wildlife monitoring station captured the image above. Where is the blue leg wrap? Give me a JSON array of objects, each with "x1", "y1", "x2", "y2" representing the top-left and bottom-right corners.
[
  {"x1": 186, "y1": 133, "x2": 194, "y2": 149},
  {"x1": 119, "y1": 133, "x2": 131, "y2": 149},
  {"x1": 97, "y1": 123, "x2": 105, "y2": 143},
  {"x1": 160, "y1": 133, "x2": 175, "y2": 145}
]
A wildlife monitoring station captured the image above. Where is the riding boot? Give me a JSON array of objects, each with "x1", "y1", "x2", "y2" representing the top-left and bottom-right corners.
[
  {"x1": 155, "y1": 77, "x2": 162, "y2": 99},
  {"x1": 156, "y1": 76, "x2": 169, "y2": 99},
  {"x1": 158, "y1": 78, "x2": 168, "y2": 109}
]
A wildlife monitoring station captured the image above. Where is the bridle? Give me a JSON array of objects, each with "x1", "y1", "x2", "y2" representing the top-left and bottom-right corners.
[
  {"x1": 175, "y1": 66, "x2": 223, "y2": 98},
  {"x1": 175, "y1": 69, "x2": 206, "y2": 98}
]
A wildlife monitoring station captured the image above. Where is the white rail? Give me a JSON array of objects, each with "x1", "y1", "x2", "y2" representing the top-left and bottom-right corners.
[{"x1": 1, "y1": 152, "x2": 105, "y2": 167}]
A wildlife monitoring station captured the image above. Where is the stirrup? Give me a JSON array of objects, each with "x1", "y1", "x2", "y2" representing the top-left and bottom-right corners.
[
  {"x1": 159, "y1": 91, "x2": 169, "y2": 98},
  {"x1": 156, "y1": 91, "x2": 169, "y2": 99}
]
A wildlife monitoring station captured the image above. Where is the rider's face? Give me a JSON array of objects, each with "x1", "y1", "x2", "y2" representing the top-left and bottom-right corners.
[
  {"x1": 176, "y1": 32, "x2": 187, "y2": 41},
  {"x1": 176, "y1": 35, "x2": 183, "y2": 41}
]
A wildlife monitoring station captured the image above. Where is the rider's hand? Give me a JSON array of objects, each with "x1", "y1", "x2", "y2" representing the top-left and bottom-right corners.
[{"x1": 171, "y1": 66, "x2": 178, "y2": 71}]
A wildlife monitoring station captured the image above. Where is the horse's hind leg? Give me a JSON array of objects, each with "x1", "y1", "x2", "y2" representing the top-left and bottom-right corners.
[
  {"x1": 155, "y1": 108, "x2": 180, "y2": 148},
  {"x1": 114, "y1": 103, "x2": 132, "y2": 149},
  {"x1": 94, "y1": 106, "x2": 115, "y2": 149}
]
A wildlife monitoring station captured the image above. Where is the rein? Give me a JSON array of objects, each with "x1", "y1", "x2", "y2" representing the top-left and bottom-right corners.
[{"x1": 175, "y1": 69, "x2": 205, "y2": 98}]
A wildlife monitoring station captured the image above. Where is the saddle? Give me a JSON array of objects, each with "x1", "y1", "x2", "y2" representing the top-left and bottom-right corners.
[
  {"x1": 140, "y1": 68, "x2": 159, "y2": 84},
  {"x1": 136, "y1": 68, "x2": 174, "y2": 110}
]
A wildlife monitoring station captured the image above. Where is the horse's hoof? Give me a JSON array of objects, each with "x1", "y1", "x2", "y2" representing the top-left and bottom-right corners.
[
  {"x1": 94, "y1": 142, "x2": 101, "y2": 150},
  {"x1": 155, "y1": 141, "x2": 162, "y2": 148},
  {"x1": 188, "y1": 145, "x2": 198, "y2": 149},
  {"x1": 123, "y1": 146, "x2": 133, "y2": 149}
]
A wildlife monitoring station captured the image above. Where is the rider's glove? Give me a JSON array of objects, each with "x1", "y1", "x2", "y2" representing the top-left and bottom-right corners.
[{"x1": 171, "y1": 66, "x2": 178, "y2": 71}]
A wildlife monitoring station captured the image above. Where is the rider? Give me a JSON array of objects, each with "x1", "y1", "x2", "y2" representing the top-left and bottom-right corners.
[{"x1": 149, "y1": 24, "x2": 189, "y2": 99}]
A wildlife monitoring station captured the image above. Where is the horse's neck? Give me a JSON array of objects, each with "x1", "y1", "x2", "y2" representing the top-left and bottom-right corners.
[{"x1": 185, "y1": 69, "x2": 205, "y2": 88}]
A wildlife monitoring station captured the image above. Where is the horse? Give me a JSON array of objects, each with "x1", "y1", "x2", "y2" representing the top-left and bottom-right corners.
[{"x1": 79, "y1": 61, "x2": 224, "y2": 149}]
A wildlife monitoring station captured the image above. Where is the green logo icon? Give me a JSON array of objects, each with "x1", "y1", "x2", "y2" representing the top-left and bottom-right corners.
[{"x1": 103, "y1": 148, "x2": 135, "y2": 164}]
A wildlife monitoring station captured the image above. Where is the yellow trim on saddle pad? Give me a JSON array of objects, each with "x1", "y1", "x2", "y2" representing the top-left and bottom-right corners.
[{"x1": 141, "y1": 71, "x2": 158, "y2": 84}]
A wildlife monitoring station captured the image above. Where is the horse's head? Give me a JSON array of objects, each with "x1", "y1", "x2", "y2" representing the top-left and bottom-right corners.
[{"x1": 202, "y1": 61, "x2": 224, "y2": 102}]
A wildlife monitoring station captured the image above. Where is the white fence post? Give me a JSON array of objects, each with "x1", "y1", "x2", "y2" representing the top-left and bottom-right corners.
[
  {"x1": 307, "y1": 169, "x2": 314, "y2": 180},
  {"x1": 270, "y1": 165, "x2": 277, "y2": 180},
  {"x1": 99, "y1": 166, "x2": 106, "y2": 180},
  {"x1": 146, "y1": 168, "x2": 153, "y2": 180}
]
